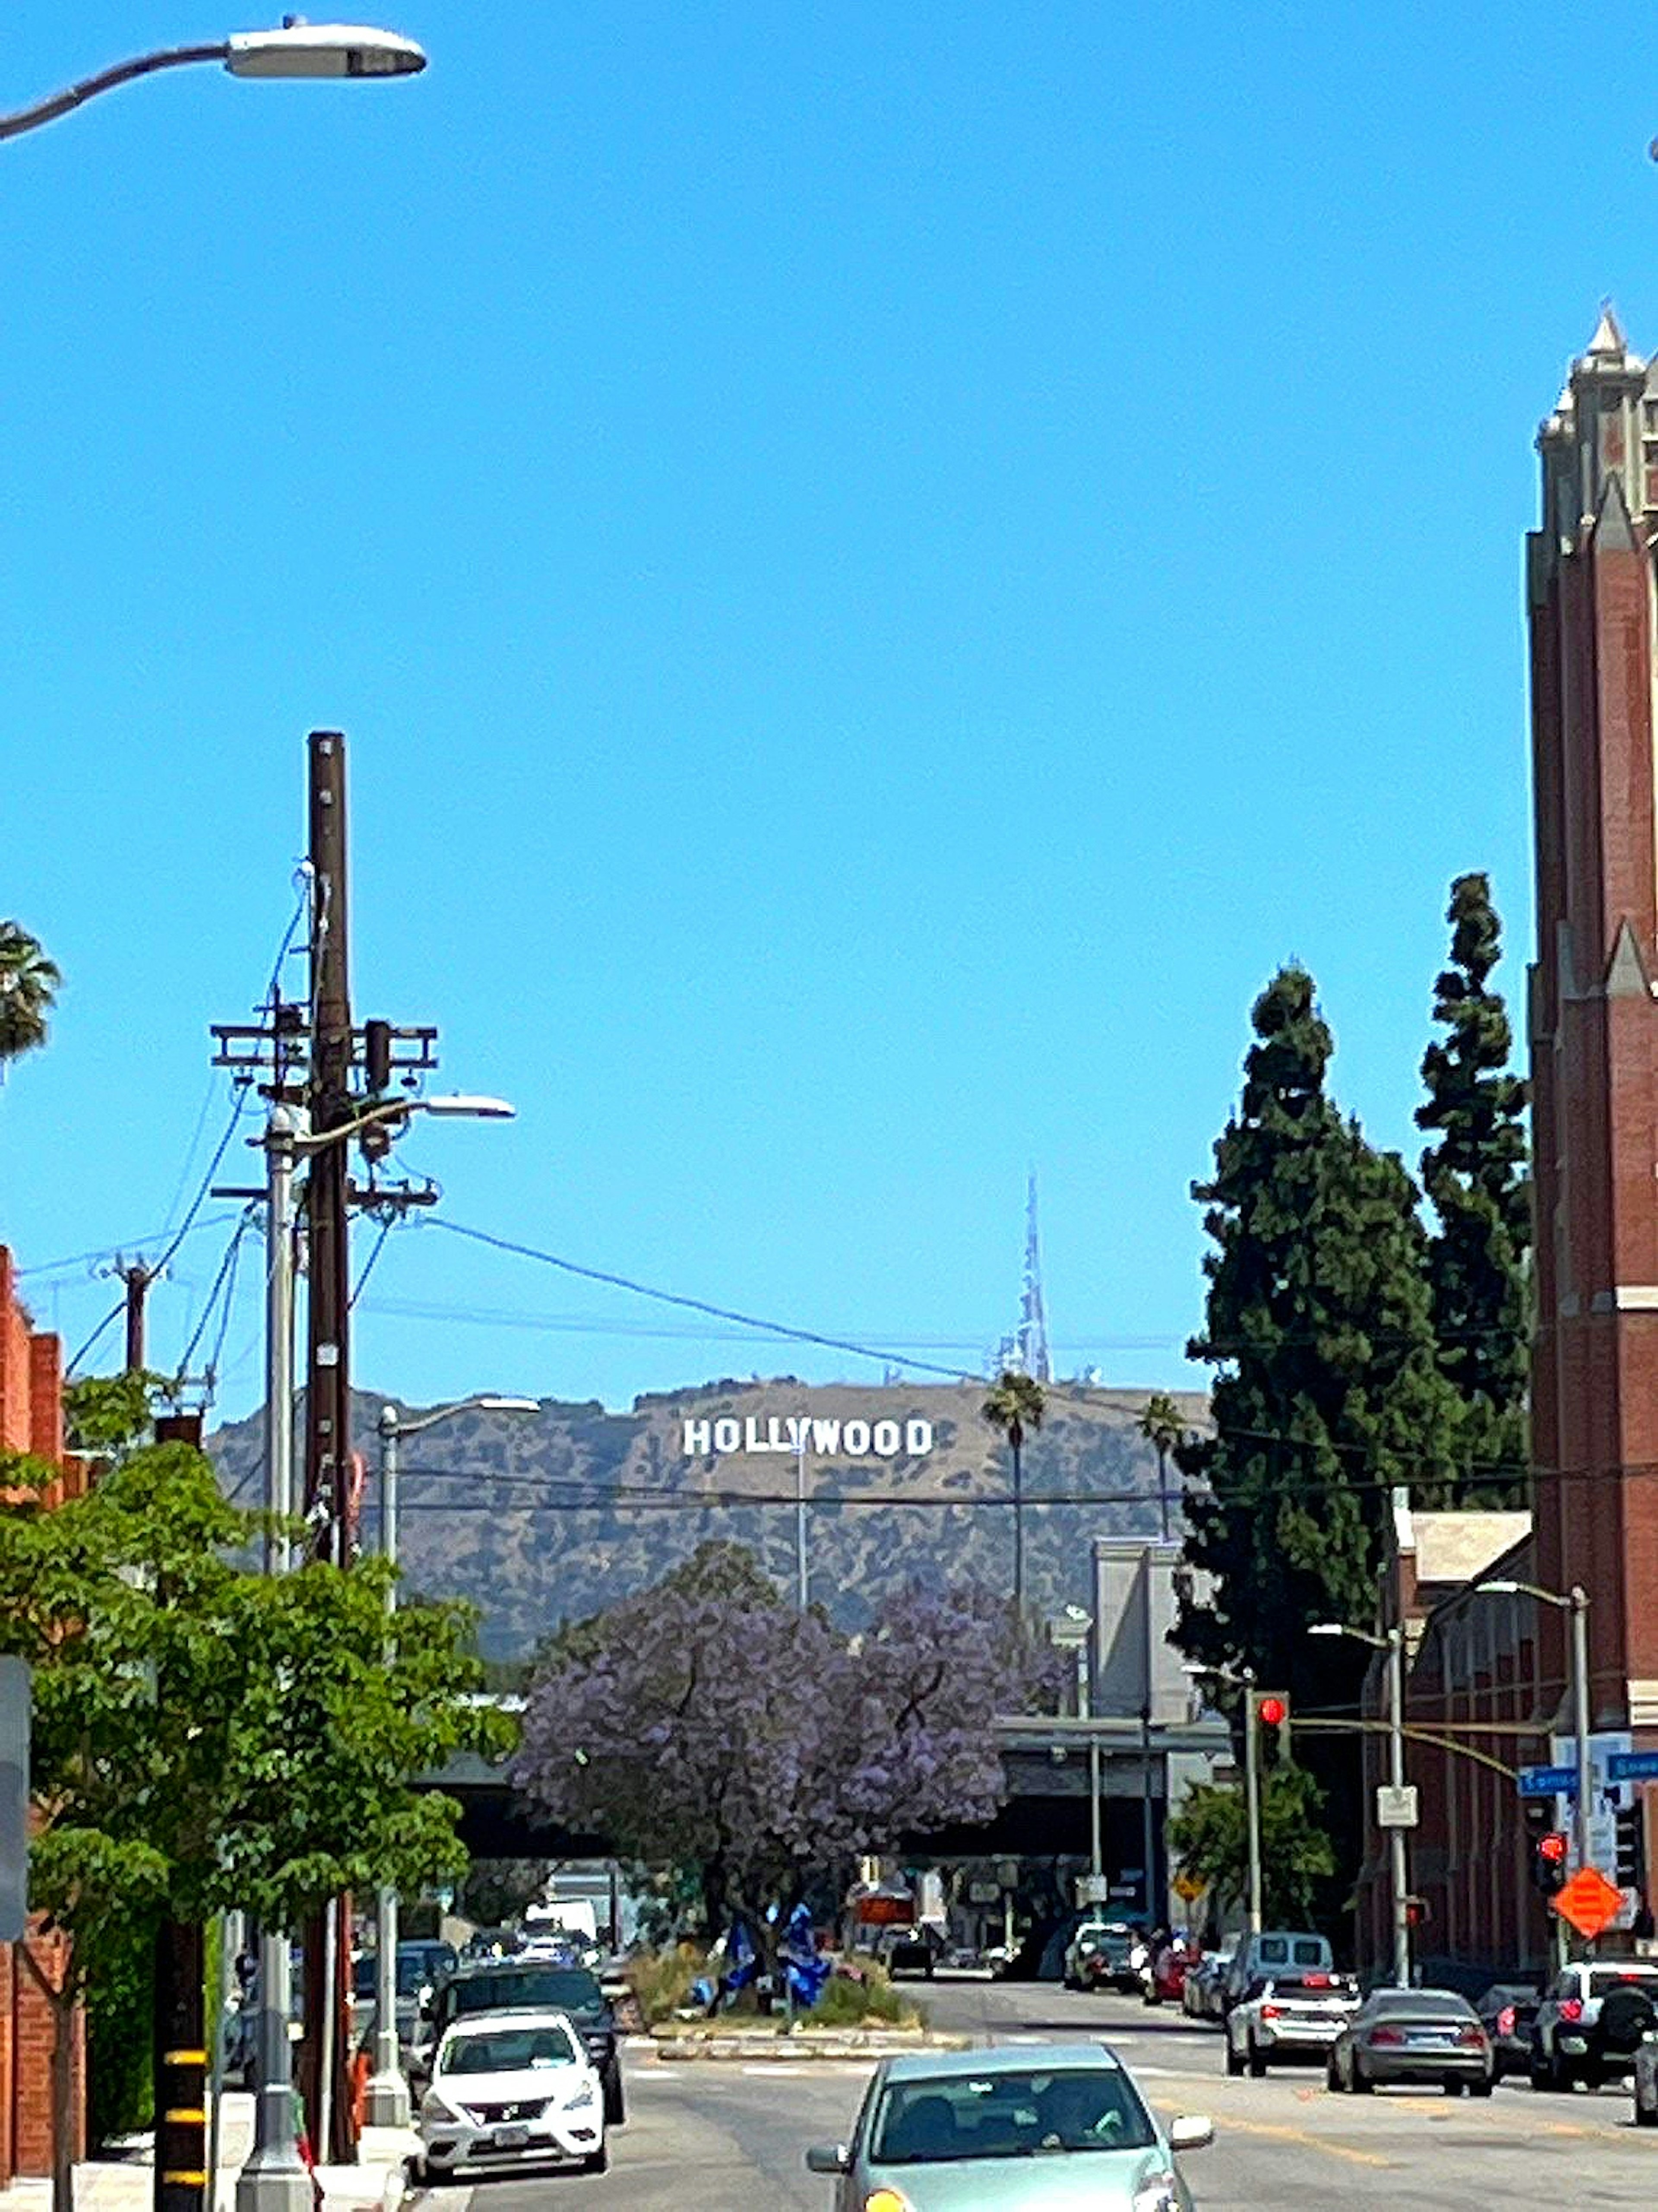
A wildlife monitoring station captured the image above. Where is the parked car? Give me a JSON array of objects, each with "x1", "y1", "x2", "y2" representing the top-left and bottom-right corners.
[
  {"x1": 414, "y1": 2009, "x2": 607, "y2": 2181},
  {"x1": 886, "y1": 1932, "x2": 940, "y2": 1979},
  {"x1": 1222, "y1": 1932, "x2": 1335, "y2": 2016},
  {"x1": 1142, "y1": 1939, "x2": 1200, "y2": 2008},
  {"x1": 1065, "y1": 1922, "x2": 1140, "y2": 1994},
  {"x1": 1326, "y1": 1987, "x2": 1493, "y2": 2097},
  {"x1": 1530, "y1": 1960, "x2": 1658, "y2": 2091},
  {"x1": 410, "y1": 1958, "x2": 625, "y2": 2125},
  {"x1": 1183, "y1": 1949, "x2": 1234, "y2": 2022},
  {"x1": 805, "y1": 2041, "x2": 1213, "y2": 2210},
  {"x1": 1225, "y1": 1972, "x2": 1358, "y2": 2076},
  {"x1": 1474, "y1": 1980, "x2": 1543, "y2": 2081}
]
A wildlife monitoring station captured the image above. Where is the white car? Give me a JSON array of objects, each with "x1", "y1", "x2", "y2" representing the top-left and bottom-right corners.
[
  {"x1": 1530, "y1": 1961, "x2": 1658, "y2": 2091},
  {"x1": 1225, "y1": 1973, "x2": 1358, "y2": 2076},
  {"x1": 416, "y1": 2009, "x2": 608, "y2": 2180}
]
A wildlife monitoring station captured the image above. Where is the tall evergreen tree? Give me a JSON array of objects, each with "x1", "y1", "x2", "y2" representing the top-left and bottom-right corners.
[
  {"x1": 1175, "y1": 966, "x2": 1461, "y2": 1698},
  {"x1": 1416, "y1": 874, "x2": 1530, "y2": 1495}
]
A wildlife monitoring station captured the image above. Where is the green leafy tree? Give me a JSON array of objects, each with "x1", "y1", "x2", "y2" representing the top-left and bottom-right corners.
[
  {"x1": 0, "y1": 920, "x2": 61, "y2": 1074},
  {"x1": 1416, "y1": 874, "x2": 1530, "y2": 1498},
  {"x1": 1166, "y1": 1767, "x2": 1334, "y2": 1927},
  {"x1": 1135, "y1": 1392, "x2": 1187, "y2": 1543},
  {"x1": 981, "y1": 1370, "x2": 1046, "y2": 1611},
  {"x1": 1176, "y1": 966, "x2": 1459, "y2": 1687},
  {"x1": 0, "y1": 1441, "x2": 499, "y2": 2212}
]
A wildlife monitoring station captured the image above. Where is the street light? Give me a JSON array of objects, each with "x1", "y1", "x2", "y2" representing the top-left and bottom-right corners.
[
  {"x1": 364, "y1": 1393, "x2": 538, "y2": 2125},
  {"x1": 1, "y1": 23, "x2": 426, "y2": 141},
  {"x1": 1183, "y1": 1661, "x2": 1261, "y2": 1934},
  {"x1": 1311, "y1": 1621, "x2": 1410, "y2": 1987},
  {"x1": 1477, "y1": 1578, "x2": 1593, "y2": 1881},
  {"x1": 240, "y1": 1092, "x2": 512, "y2": 2212},
  {"x1": 1053, "y1": 1607, "x2": 1102, "y2": 1903}
]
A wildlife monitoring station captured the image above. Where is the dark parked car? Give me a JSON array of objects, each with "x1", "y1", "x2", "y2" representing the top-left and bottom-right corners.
[
  {"x1": 885, "y1": 1933, "x2": 938, "y2": 1979},
  {"x1": 1474, "y1": 1981, "x2": 1542, "y2": 2080},
  {"x1": 1326, "y1": 1988, "x2": 1493, "y2": 2098},
  {"x1": 411, "y1": 1959, "x2": 625, "y2": 2126}
]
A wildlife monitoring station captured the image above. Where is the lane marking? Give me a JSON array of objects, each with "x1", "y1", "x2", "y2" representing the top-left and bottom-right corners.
[{"x1": 1150, "y1": 2107, "x2": 1389, "y2": 2169}]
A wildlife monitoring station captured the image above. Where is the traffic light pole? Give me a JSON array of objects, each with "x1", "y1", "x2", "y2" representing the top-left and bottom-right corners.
[
  {"x1": 1386, "y1": 1628, "x2": 1411, "y2": 1989},
  {"x1": 1242, "y1": 1669, "x2": 1262, "y2": 1936},
  {"x1": 1570, "y1": 1588, "x2": 1592, "y2": 1876}
]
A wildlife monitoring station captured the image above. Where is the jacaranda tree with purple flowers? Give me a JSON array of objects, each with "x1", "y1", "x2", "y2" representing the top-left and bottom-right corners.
[{"x1": 512, "y1": 1542, "x2": 1055, "y2": 1943}]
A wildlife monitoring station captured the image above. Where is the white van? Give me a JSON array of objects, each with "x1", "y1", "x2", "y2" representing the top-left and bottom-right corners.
[{"x1": 1222, "y1": 1930, "x2": 1335, "y2": 2013}]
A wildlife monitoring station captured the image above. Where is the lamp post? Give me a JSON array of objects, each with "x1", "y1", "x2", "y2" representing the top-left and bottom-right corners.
[
  {"x1": 1478, "y1": 1578, "x2": 1593, "y2": 1876},
  {"x1": 238, "y1": 1092, "x2": 512, "y2": 2212},
  {"x1": 0, "y1": 22, "x2": 424, "y2": 140},
  {"x1": 1183, "y1": 1662, "x2": 1261, "y2": 1933},
  {"x1": 1053, "y1": 1607, "x2": 1101, "y2": 1900},
  {"x1": 365, "y1": 1392, "x2": 538, "y2": 2127},
  {"x1": 1312, "y1": 1621, "x2": 1409, "y2": 1987}
]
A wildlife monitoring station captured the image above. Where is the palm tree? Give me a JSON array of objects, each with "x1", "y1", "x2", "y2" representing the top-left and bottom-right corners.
[
  {"x1": 982, "y1": 1368, "x2": 1045, "y2": 1612},
  {"x1": 1135, "y1": 1391, "x2": 1187, "y2": 1545},
  {"x1": 0, "y1": 921, "x2": 61, "y2": 1078}
]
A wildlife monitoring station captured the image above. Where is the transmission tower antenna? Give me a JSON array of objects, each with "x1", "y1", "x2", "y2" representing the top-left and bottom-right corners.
[{"x1": 1015, "y1": 1169, "x2": 1053, "y2": 1382}]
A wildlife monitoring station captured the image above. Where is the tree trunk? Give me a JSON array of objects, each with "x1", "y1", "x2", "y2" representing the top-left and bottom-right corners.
[
  {"x1": 1012, "y1": 1439, "x2": 1025, "y2": 1613},
  {"x1": 1156, "y1": 1444, "x2": 1170, "y2": 1545}
]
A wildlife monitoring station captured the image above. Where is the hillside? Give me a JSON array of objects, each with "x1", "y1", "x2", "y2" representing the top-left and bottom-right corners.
[{"x1": 208, "y1": 1376, "x2": 1206, "y2": 1658}]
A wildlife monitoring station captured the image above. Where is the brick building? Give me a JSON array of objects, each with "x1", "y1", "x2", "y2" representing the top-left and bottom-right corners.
[
  {"x1": 1365, "y1": 311, "x2": 1658, "y2": 1977},
  {"x1": 0, "y1": 1246, "x2": 86, "y2": 2184}
]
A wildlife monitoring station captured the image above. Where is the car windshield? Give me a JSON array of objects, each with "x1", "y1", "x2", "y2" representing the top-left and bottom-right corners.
[
  {"x1": 398, "y1": 1953, "x2": 444, "y2": 1997},
  {"x1": 448, "y1": 1969, "x2": 602, "y2": 2019},
  {"x1": 871, "y1": 2067, "x2": 1155, "y2": 2164},
  {"x1": 440, "y1": 2024, "x2": 579, "y2": 2076}
]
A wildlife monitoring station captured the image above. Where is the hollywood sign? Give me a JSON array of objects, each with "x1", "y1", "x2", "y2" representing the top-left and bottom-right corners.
[{"x1": 682, "y1": 1414, "x2": 936, "y2": 1460}]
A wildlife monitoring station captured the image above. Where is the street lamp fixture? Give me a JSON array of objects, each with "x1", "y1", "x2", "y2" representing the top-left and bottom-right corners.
[
  {"x1": 1310, "y1": 1620, "x2": 1410, "y2": 1986},
  {"x1": 364, "y1": 1390, "x2": 538, "y2": 2126},
  {"x1": 2, "y1": 22, "x2": 426, "y2": 142}
]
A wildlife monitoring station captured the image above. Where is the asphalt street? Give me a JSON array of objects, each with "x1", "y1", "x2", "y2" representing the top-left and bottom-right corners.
[{"x1": 408, "y1": 1972, "x2": 1658, "y2": 2209}]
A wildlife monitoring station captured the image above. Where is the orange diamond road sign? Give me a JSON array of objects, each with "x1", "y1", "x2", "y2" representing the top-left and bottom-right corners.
[{"x1": 1553, "y1": 1867, "x2": 1624, "y2": 1939}]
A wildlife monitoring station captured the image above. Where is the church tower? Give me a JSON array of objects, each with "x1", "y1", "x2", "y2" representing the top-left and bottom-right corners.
[{"x1": 1528, "y1": 308, "x2": 1658, "y2": 1731}]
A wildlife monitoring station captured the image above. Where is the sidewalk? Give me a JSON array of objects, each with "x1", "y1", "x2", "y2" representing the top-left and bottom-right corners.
[{"x1": 1, "y1": 2098, "x2": 416, "y2": 2212}]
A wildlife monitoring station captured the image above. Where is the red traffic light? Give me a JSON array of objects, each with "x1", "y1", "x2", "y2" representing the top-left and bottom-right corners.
[
  {"x1": 1539, "y1": 1832, "x2": 1567, "y2": 1863},
  {"x1": 1257, "y1": 1696, "x2": 1288, "y2": 1727}
]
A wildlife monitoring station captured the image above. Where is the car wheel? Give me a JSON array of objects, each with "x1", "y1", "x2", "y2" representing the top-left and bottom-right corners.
[
  {"x1": 603, "y1": 2060, "x2": 626, "y2": 2127},
  {"x1": 1326, "y1": 2056, "x2": 1342, "y2": 2093},
  {"x1": 1350, "y1": 2059, "x2": 1373, "y2": 2095},
  {"x1": 1247, "y1": 2038, "x2": 1267, "y2": 2080},
  {"x1": 1636, "y1": 2084, "x2": 1658, "y2": 2127},
  {"x1": 580, "y1": 2145, "x2": 609, "y2": 2175},
  {"x1": 1226, "y1": 2037, "x2": 1245, "y2": 2077},
  {"x1": 1443, "y1": 2078, "x2": 1465, "y2": 2097},
  {"x1": 1469, "y1": 2076, "x2": 1493, "y2": 2099},
  {"x1": 1579, "y1": 2062, "x2": 1603, "y2": 2094},
  {"x1": 405, "y1": 2161, "x2": 427, "y2": 2190}
]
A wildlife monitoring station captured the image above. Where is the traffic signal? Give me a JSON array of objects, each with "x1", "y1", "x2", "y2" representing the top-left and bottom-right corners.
[
  {"x1": 1616, "y1": 1802, "x2": 1645, "y2": 1891},
  {"x1": 1532, "y1": 1831, "x2": 1569, "y2": 1897},
  {"x1": 1255, "y1": 1691, "x2": 1292, "y2": 1762}
]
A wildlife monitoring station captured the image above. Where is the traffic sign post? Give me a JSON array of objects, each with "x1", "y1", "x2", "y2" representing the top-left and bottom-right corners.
[{"x1": 1376, "y1": 1784, "x2": 1419, "y2": 1830}]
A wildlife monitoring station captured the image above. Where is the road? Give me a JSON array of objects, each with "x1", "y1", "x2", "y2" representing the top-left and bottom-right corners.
[{"x1": 409, "y1": 1972, "x2": 1658, "y2": 2208}]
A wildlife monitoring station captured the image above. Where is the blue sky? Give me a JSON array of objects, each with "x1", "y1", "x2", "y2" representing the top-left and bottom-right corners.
[{"x1": 0, "y1": 1, "x2": 1646, "y2": 1417}]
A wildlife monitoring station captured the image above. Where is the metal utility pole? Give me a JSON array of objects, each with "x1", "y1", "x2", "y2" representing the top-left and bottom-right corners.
[
  {"x1": 1242, "y1": 1669, "x2": 1263, "y2": 1936},
  {"x1": 794, "y1": 1436, "x2": 808, "y2": 1610},
  {"x1": 301, "y1": 732, "x2": 358, "y2": 2166},
  {"x1": 236, "y1": 1104, "x2": 310, "y2": 2212},
  {"x1": 1385, "y1": 1627, "x2": 1411, "y2": 1988},
  {"x1": 1571, "y1": 1587, "x2": 1593, "y2": 1876},
  {"x1": 1080, "y1": 1642, "x2": 1102, "y2": 1891},
  {"x1": 367, "y1": 1406, "x2": 408, "y2": 2128}
]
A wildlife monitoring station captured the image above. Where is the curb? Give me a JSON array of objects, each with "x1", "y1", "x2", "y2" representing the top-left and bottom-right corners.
[{"x1": 650, "y1": 2033, "x2": 971, "y2": 2063}]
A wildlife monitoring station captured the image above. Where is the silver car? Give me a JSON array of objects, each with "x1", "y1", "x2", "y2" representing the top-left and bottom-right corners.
[
  {"x1": 1326, "y1": 1988, "x2": 1493, "y2": 2097},
  {"x1": 806, "y1": 2041, "x2": 1212, "y2": 2210}
]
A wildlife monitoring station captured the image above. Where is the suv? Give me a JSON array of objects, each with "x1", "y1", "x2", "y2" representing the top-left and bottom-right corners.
[
  {"x1": 411, "y1": 1958, "x2": 625, "y2": 2125},
  {"x1": 1530, "y1": 1961, "x2": 1658, "y2": 2091}
]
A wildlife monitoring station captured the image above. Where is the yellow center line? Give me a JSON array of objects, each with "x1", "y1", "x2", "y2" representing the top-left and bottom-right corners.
[{"x1": 1150, "y1": 2101, "x2": 1390, "y2": 2168}]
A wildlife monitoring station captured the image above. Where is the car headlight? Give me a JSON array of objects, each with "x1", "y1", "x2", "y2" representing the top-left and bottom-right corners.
[
  {"x1": 1132, "y1": 2177, "x2": 1180, "y2": 2212},
  {"x1": 561, "y1": 2081, "x2": 598, "y2": 2113},
  {"x1": 419, "y1": 2090, "x2": 464, "y2": 2124}
]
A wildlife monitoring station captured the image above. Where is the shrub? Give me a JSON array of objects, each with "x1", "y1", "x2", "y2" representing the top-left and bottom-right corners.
[{"x1": 627, "y1": 1943, "x2": 709, "y2": 2024}]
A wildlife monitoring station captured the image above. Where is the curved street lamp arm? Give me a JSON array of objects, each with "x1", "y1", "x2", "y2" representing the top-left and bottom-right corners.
[{"x1": 0, "y1": 44, "x2": 229, "y2": 142}]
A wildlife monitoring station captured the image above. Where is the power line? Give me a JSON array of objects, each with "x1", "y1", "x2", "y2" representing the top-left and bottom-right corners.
[{"x1": 66, "y1": 1300, "x2": 127, "y2": 1377}]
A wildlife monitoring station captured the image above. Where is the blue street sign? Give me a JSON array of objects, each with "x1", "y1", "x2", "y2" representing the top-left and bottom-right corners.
[
  {"x1": 1608, "y1": 1751, "x2": 1658, "y2": 1784},
  {"x1": 1518, "y1": 1764, "x2": 1577, "y2": 1797}
]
